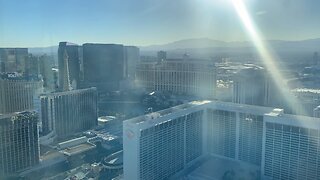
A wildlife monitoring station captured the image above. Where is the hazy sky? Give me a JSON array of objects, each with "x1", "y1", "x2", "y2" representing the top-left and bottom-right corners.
[{"x1": 0, "y1": 0, "x2": 320, "y2": 47}]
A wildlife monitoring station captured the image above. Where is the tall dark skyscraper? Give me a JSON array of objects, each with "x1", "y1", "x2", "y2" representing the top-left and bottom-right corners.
[
  {"x1": 0, "y1": 48, "x2": 28, "y2": 73},
  {"x1": 232, "y1": 65, "x2": 267, "y2": 106},
  {"x1": 58, "y1": 42, "x2": 81, "y2": 91},
  {"x1": 0, "y1": 111, "x2": 40, "y2": 177},
  {"x1": 25, "y1": 54, "x2": 40, "y2": 77},
  {"x1": 125, "y1": 46, "x2": 140, "y2": 79},
  {"x1": 82, "y1": 43, "x2": 127, "y2": 92},
  {"x1": 157, "y1": 50, "x2": 167, "y2": 61}
]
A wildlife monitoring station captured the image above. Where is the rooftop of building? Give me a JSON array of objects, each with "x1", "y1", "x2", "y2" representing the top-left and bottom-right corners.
[
  {"x1": 126, "y1": 100, "x2": 211, "y2": 125},
  {"x1": 82, "y1": 43, "x2": 124, "y2": 47},
  {"x1": 124, "y1": 100, "x2": 281, "y2": 127},
  {"x1": 291, "y1": 88, "x2": 320, "y2": 94},
  {"x1": 58, "y1": 136, "x2": 88, "y2": 149},
  {"x1": 0, "y1": 47, "x2": 28, "y2": 51},
  {"x1": 88, "y1": 129, "x2": 120, "y2": 142},
  {"x1": 57, "y1": 136, "x2": 96, "y2": 156},
  {"x1": 40, "y1": 87, "x2": 97, "y2": 97},
  {"x1": 216, "y1": 62, "x2": 263, "y2": 70},
  {"x1": 264, "y1": 108, "x2": 284, "y2": 117},
  {"x1": 60, "y1": 142, "x2": 96, "y2": 156},
  {"x1": 124, "y1": 100, "x2": 320, "y2": 130},
  {"x1": 0, "y1": 111, "x2": 38, "y2": 121},
  {"x1": 59, "y1": 42, "x2": 79, "y2": 46},
  {"x1": 139, "y1": 58, "x2": 214, "y2": 64}
]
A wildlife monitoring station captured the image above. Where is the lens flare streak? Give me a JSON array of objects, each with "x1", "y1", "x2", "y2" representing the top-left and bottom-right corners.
[{"x1": 231, "y1": 0, "x2": 309, "y2": 120}]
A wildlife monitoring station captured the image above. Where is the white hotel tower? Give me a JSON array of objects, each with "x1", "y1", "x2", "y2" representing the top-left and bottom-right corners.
[{"x1": 123, "y1": 101, "x2": 320, "y2": 180}]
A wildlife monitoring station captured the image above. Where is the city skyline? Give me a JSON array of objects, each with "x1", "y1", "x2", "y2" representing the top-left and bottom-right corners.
[
  {"x1": 1, "y1": 0, "x2": 320, "y2": 179},
  {"x1": 1, "y1": 0, "x2": 320, "y2": 47}
]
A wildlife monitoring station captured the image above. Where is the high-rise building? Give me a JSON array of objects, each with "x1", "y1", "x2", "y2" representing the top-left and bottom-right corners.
[
  {"x1": 124, "y1": 102, "x2": 207, "y2": 180},
  {"x1": 25, "y1": 54, "x2": 40, "y2": 78},
  {"x1": 157, "y1": 51, "x2": 167, "y2": 61},
  {"x1": 136, "y1": 59, "x2": 216, "y2": 98},
  {"x1": 291, "y1": 88, "x2": 320, "y2": 117},
  {"x1": 39, "y1": 55, "x2": 55, "y2": 91},
  {"x1": 58, "y1": 42, "x2": 81, "y2": 91},
  {"x1": 81, "y1": 43, "x2": 127, "y2": 92},
  {"x1": 262, "y1": 114, "x2": 320, "y2": 180},
  {"x1": 40, "y1": 87, "x2": 98, "y2": 140},
  {"x1": 313, "y1": 51, "x2": 319, "y2": 65},
  {"x1": 0, "y1": 48, "x2": 28, "y2": 73},
  {"x1": 0, "y1": 73, "x2": 43, "y2": 114},
  {"x1": 232, "y1": 65, "x2": 267, "y2": 106},
  {"x1": 0, "y1": 111, "x2": 40, "y2": 176},
  {"x1": 123, "y1": 100, "x2": 320, "y2": 180},
  {"x1": 125, "y1": 46, "x2": 140, "y2": 79},
  {"x1": 264, "y1": 73, "x2": 283, "y2": 107}
]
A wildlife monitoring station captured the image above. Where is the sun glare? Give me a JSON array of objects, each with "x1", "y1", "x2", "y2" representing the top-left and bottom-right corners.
[{"x1": 231, "y1": 0, "x2": 308, "y2": 119}]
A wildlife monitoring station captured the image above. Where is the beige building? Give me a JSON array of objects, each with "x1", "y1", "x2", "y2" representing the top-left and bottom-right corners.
[
  {"x1": 40, "y1": 87, "x2": 98, "y2": 139},
  {"x1": 0, "y1": 75, "x2": 43, "y2": 114},
  {"x1": 0, "y1": 111, "x2": 39, "y2": 176},
  {"x1": 136, "y1": 59, "x2": 216, "y2": 98}
]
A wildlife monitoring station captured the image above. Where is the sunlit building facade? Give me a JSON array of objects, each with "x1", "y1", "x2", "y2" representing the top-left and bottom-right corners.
[
  {"x1": 0, "y1": 111, "x2": 40, "y2": 176},
  {"x1": 136, "y1": 59, "x2": 216, "y2": 98},
  {"x1": 124, "y1": 102, "x2": 207, "y2": 180},
  {"x1": 123, "y1": 100, "x2": 320, "y2": 180},
  {"x1": 262, "y1": 114, "x2": 320, "y2": 179},
  {"x1": 0, "y1": 74, "x2": 43, "y2": 114},
  {"x1": 40, "y1": 87, "x2": 98, "y2": 139}
]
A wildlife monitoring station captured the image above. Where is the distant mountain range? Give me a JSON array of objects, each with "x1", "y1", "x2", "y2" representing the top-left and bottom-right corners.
[
  {"x1": 29, "y1": 46, "x2": 58, "y2": 55},
  {"x1": 140, "y1": 38, "x2": 320, "y2": 52},
  {"x1": 28, "y1": 38, "x2": 320, "y2": 56}
]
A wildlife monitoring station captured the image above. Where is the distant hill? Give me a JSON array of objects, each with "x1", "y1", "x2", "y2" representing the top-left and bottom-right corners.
[
  {"x1": 139, "y1": 38, "x2": 320, "y2": 61},
  {"x1": 140, "y1": 38, "x2": 320, "y2": 52},
  {"x1": 28, "y1": 46, "x2": 58, "y2": 65},
  {"x1": 141, "y1": 38, "x2": 229, "y2": 51},
  {"x1": 27, "y1": 38, "x2": 320, "y2": 55},
  {"x1": 29, "y1": 46, "x2": 58, "y2": 56},
  {"x1": 26, "y1": 38, "x2": 320, "y2": 63}
]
